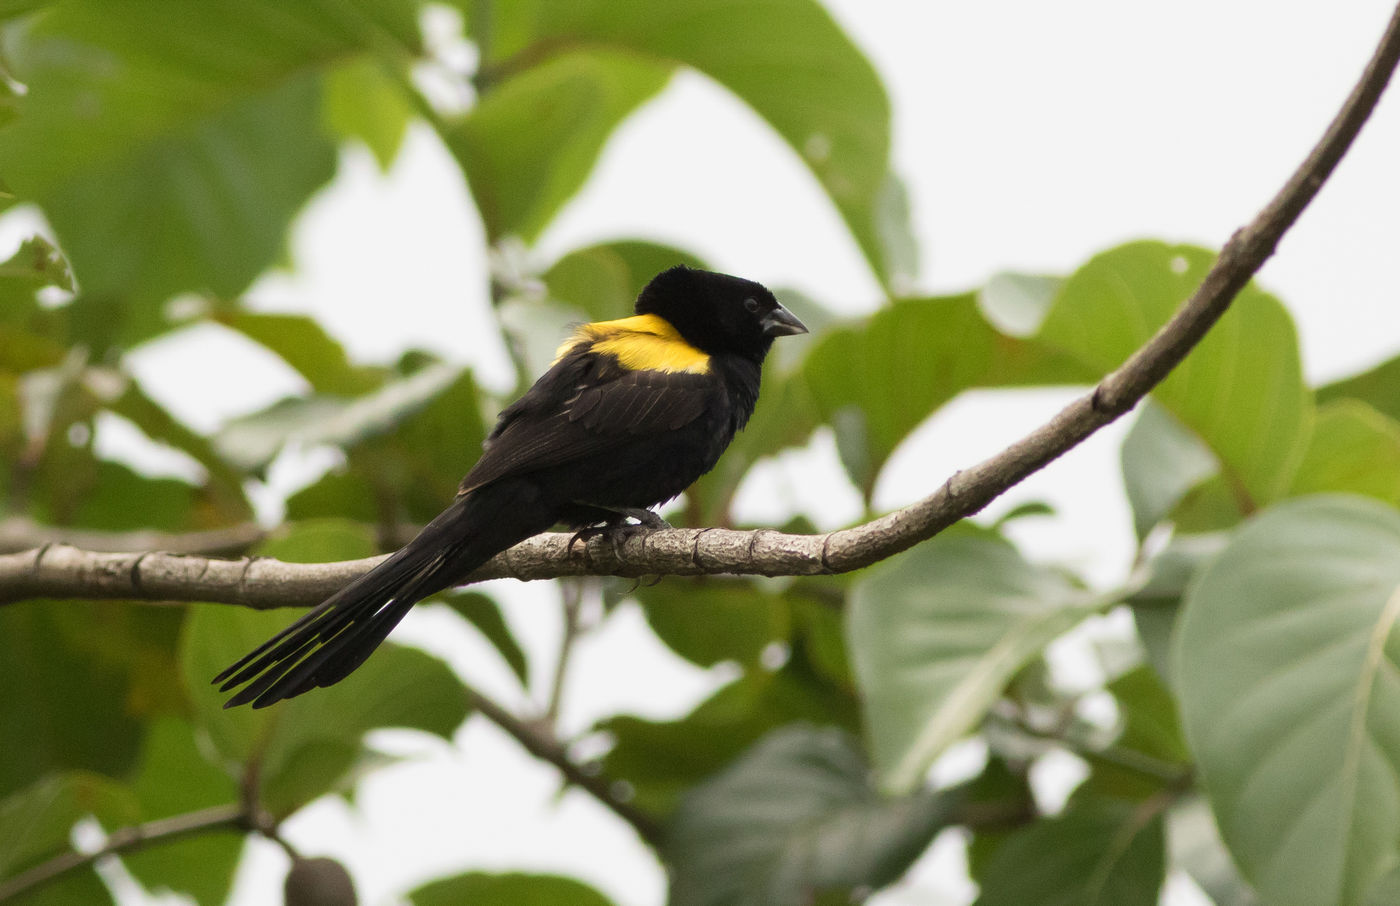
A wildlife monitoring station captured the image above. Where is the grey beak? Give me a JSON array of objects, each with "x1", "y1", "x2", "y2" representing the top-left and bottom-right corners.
[{"x1": 761, "y1": 304, "x2": 808, "y2": 337}]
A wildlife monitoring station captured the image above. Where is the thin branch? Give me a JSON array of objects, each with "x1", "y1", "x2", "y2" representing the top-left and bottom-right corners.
[
  {"x1": 2, "y1": 3, "x2": 1399, "y2": 608},
  {"x1": 543, "y1": 579, "x2": 587, "y2": 727},
  {"x1": 464, "y1": 684, "x2": 666, "y2": 848},
  {"x1": 0, "y1": 517, "x2": 268, "y2": 556},
  {"x1": 0, "y1": 804, "x2": 249, "y2": 904}
]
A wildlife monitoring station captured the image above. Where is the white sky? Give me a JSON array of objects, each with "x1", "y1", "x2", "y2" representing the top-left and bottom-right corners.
[{"x1": 13, "y1": 1, "x2": 1399, "y2": 904}]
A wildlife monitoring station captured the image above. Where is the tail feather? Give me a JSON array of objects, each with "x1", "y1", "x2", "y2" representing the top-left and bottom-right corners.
[{"x1": 215, "y1": 481, "x2": 553, "y2": 709}]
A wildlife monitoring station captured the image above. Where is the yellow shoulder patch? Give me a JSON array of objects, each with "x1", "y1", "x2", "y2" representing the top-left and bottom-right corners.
[{"x1": 554, "y1": 314, "x2": 710, "y2": 375}]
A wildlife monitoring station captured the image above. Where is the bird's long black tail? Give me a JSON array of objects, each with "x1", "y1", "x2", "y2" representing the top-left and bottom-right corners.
[{"x1": 213, "y1": 480, "x2": 553, "y2": 709}]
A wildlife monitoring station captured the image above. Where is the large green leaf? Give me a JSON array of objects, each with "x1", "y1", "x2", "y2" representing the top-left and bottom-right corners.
[
  {"x1": 635, "y1": 578, "x2": 788, "y2": 669},
  {"x1": 1120, "y1": 399, "x2": 1219, "y2": 539},
  {"x1": 0, "y1": 0, "x2": 421, "y2": 319},
  {"x1": 179, "y1": 520, "x2": 471, "y2": 817},
  {"x1": 476, "y1": 0, "x2": 907, "y2": 285},
  {"x1": 0, "y1": 599, "x2": 182, "y2": 797},
  {"x1": 1288, "y1": 400, "x2": 1400, "y2": 506},
  {"x1": 1039, "y1": 241, "x2": 1310, "y2": 506},
  {"x1": 1174, "y1": 495, "x2": 1400, "y2": 906},
  {"x1": 1319, "y1": 353, "x2": 1400, "y2": 424},
  {"x1": 972, "y1": 802, "x2": 1165, "y2": 906},
  {"x1": 123, "y1": 718, "x2": 242, "y2": 906},
  {"x1": 543, "y1": 240, "x2": 707, "y2": 322},
  {"x1": 451, "y1": 50, "x2": 671, "y2": 244},
  {"x1": 212, "y1": 362, "x2": 464, "y2": 472},
  {"x1": 800, "y1": 293, "x2": 1091, "y2": 495},
  {"x1": 667, "y1": 725, "x2": 959, "y2": 906},
  {"x1": 848, "y1": 527, "x2": 1105, "y2": 793},
  {"x1": 597, "y1": 657, "x2": 858, "y2": 817},
  {"x1": 0, "y1": 772, "x2": 136, "y2": 906},
  {"x1": 410, "y1": 872, "x2": 616, "y2": 906}
]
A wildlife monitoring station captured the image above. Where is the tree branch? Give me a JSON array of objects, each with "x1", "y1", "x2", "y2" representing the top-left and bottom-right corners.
[
  {"x1": 2, "y1": 2, "x2": 1399, "y2": 608},
  {"x1": 464, "y1": 684, "x2": 666, "y2": 848},
  {"x1": 0, "y1": 804, "x2": 251, "y2": 904}
]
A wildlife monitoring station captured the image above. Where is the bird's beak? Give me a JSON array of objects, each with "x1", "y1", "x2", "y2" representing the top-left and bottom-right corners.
[{"x1": 761, "y1": 304, "x2": 808, "y2": 337}]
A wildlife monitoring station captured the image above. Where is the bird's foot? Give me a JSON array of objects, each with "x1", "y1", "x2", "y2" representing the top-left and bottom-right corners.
[{"x1": 567, "y1": 509, "x2": 671, "y2": 558}]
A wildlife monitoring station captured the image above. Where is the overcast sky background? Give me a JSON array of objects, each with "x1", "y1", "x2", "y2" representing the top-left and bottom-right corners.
[{"x1": 14, "y1": 1, "x2": 1398, "y2": 903}]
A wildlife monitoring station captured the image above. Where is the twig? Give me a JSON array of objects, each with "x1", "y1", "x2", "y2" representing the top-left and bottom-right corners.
[
  {"x1": 0, "y1": 804, "x2": 249, "y2": 903},
  {"x1": 464, "y1": 684, "x2": 665, "y2": 848},
  {"x1": 543, "y1": 579, "x2": 587, "y2": 727},
  {"x1": 2, "y1": 3, "x2": 1399, "y2": 607},
  {"x1": 0, "y1": 517, "x2": 268, "y2": 556}
]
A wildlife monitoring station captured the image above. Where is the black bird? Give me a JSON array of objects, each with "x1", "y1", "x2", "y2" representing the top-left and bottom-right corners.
[{"x1": 214, "y1": 266, "x2": 807, "y2": 708}]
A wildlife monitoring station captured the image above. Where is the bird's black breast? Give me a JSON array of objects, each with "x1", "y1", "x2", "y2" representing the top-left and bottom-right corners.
[{"x1": 458, "y1": 345, "x2": 760, "y2": 522}]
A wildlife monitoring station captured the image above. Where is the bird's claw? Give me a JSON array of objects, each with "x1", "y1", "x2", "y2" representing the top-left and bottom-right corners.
[{"x1": 567, "y1": 510, "x2": 669, "y2": 558}]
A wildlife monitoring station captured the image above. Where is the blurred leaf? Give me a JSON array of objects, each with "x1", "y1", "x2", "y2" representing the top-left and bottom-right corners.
[
  {"x1": 213, "y1": 362, "x2": 463, "y2": 473},
  {"x1": 285, "y1": 468, "x2": 379, "y2": 523},
  {"x1": 0, "y1": 772, "x2": 136, "y2": 906},
  {"x1": 849, "y1": 527, "x2": 1105, "y2": 793},
  {"x1": 1127, "y1": 532, "x2": 1227, "y2": 684},
  {"x1": 103, "y1": 376, "x2": 252, "y2": 518},
  {"x1": 800, "y1": 293, "x2": 1092, "y2": 496},
  {"x1": 1169, "y1": 796, "x2": 1261, "y2": 906},
  {"x1": 543, "y1": 240, "x2": 706, "y2": 321},
  {"x1": 978, "y1": 272, "x2": 1061, "y2": 338},
  {"x1": 0, "y1": 236, "x2": 73, "y2": 314},
  {"x1": 0, "y1": 600, "x2": 181, "y2": 796},
  {"x1": 441, "y1": 590, "x2": 529, "y2": 686},
  {"x1": 667, "y1": 725, "x2": 959, "y2": 906},
  {"x1": 216, "y1": 311, "x2": 382, "y2": 396},
  {"x1": 1288, "y1": 400, "x2": 1400, "y2": 505},
  {"x1": 323, "y1": 56, "x2": 414, "y2": 170},
  {"x1": 1039, "y1": 241, "x2": 1310, "y2": 506},
  {"x1": 452, "y1": 50, "x2": 671, "y2": 243},
  {"x1": 972, "y1": 802, "x2": 1165, "y2": 906},
  {"x1": 1121, "y1": 400, "x2": 1219, "y2": 539},
  {"x1": 636, "y1": 578, "x2": 788, "y2": 668},
  {"x1": 1319, "y1": 353, "x2": 1400, "y2": 423},
  {"x1": 1168, "y1": 472, "x2": 1250, "y2": 535},
  {"x1": 1174, "y1": 495, "x2": 1400, "y2": 906},
  {"x1": 180, "y1": 520, "x2": 470, "y2": 817},
  {"x1": 479, "y1": 0, "x2": 906, "y2": 286},
  {"x1": 410, "y1": 871, "x2": 615, "y2": 906},
  {"x1": 597, "y1": 657, "x2": 858, "y2": 816},
  {"x1": 123, "y1": 718, "x2": 242, "y2": 906},
  {"x1": 0, "y1": 0, "x2": 422, "y2": 327}
]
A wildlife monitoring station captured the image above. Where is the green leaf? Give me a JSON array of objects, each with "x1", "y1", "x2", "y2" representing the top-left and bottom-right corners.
[
  {"x1": 0, "y1": 0, "x2": 421, "y2": 320},
  {"x1": 972, "y1": 802, "x2": 1165, "y2": 906},
  {"x1": 1169, "y1": 796, "x2": 1261, "y2": 906},
  {"x1": 441, "y1": 590, "x2": 529, "y2": 686},
  {"x1": 0, "y1": 600, "x2": 182, "y2": 797},
  {"x1": 667, "y1": 725, "x2": 959, "y2": 906},
  {"x1": 477, "y1": 0, "x2": 905, "y2": 285},
  {"x1": 322, "y1": 56, "x2": 414, "y2": 170},
  {"x1": 848, "y1": 527, "x2": 1105, "y2": 793},
  {"x1": 123, "y1": 718, "x2": 242, "y2": 906},
  {"x1": 1039, "y1": 241, "x2": 1311, "y2": 506},
  {"x1": 212, "y1": 362, "x2": 464, "y2": 472},
  {"x1": 1174, "y1": 495, "x2": 1400, "y2": 906},
  {"x1": 410, "y1": 871, "x2": 616, "y2": 906},
  {"x1": 452, "y1": 50, "x2": 671, "y2": 243},
  {"x1": 180, "y1": 520, "x2": 470, "y2": 817},
  {"x1": 597, "y1": 658, "x2": 858, "y2": 817},
  {"x1": 543, "y1": 240, "x2": 706, "y2": 322},
  {"x1": 636, "y1": 578, "x2": 788, "y2": 669},
  {"x1": 1127, "y1": 532, "x2": 1228, "y2": 684},
  {"x1": 978, "y1": 272, "x2": 1061, "y2": 338},
  {"x1": 1319, "y1": 353, "x2": 1400, "y2": 424},
  {"x1": 1121, "y1": 400, "x2": 1219, "y2": 539},
  {"x1": 216, "y1": 311, "x2": 383, "y2": 396},
  {"x1": 1288, "y1": 400, "x2": 1400, "y2": 505},
  {"x1": 801, "y1": 293, "x2": 1092, "y2": 495},
  {"x1": 0, "y1": 772, "x2": 136, "y2": 906}
]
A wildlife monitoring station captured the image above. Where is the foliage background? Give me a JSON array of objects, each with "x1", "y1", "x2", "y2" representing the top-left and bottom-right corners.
[{"x1": 2, "y1": 1, "x2": 1400, "y2": 905}]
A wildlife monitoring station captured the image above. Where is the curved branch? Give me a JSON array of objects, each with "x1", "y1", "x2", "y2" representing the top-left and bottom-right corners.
[
  {"x1": 3, "y1": 2, "x2": 1399, "y2": 609},
  {"x1": 0, "y1": 804, "x2": 250, "y2": 904}
]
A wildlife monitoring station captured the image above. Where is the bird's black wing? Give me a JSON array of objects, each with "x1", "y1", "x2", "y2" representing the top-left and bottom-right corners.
[{"x1": 460, "y1": 351, "x2": 717, "y2": 494}]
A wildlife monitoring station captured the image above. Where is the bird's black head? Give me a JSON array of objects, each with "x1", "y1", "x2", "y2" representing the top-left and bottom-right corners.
[{"x1": 635, "y1": 266, "x2": 807, "y2": 363}]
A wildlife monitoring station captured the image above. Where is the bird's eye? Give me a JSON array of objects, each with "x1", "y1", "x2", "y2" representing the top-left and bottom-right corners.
[{"x1": 744, "y1": 297, "x2": 760, "y2": 313}]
